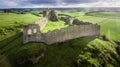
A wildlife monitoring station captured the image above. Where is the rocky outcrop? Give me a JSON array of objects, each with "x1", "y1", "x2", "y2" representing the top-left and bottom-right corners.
[
  {"x1": 15, "y1": 45, "x2": 46, "y2": 64},
  {"x1": 29, "y1": 53, "x2": 44, "y2": 64},
  {"x1": 17, "y1": 52, "x2": 44, "y2": 64},
  {"x1": 16, "y1": 50, "x2": 45, "y2": 64}
]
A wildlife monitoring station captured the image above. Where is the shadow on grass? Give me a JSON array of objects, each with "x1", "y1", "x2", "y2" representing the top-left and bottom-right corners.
[
  {"x1": 0, "y1": 55, "x2": 13, "y2": 67},
  {"x1": 21, "y1": 36, "x2": 96, "y2": 67},
  {"x1": 0, "y1": 32, "x2": 24, "y2": 67},
  {"x1": 54, "y1": 36, "x2": 96, "y2": 48},
  {"x1": 0, "y1": 34, "x2": 96, "y2": 67},
  {"x1": 0, "y1": 32, "x2": 22, "y2": 54},
  {"x1": 0, "y1": 32, "x2": 23, "y2": 67}
]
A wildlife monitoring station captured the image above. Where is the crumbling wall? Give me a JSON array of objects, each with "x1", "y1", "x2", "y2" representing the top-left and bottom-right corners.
[
  {"x1": 35, "y1": 17, "x2": 48, "y2": 30},
  {"x1": 23, "y1": 24, "x2": 45, "y2": 44},
  {"x1": 43, "y1": 10, "x2": 50, "y2": 18},
  {"x1": 23, "y1": 10, "x2": 100, "y2": 44},
  {"x1": 23, "y1": 23, "x2": 100, "y2": 44},
  {"x1": 49, "y1": 10, "x2": 58, "y2": 21},
  {"x1": 35, "y1": 10, "x2": 58, "y2": 30},
  {"x1": 43, "y1": 10, "x2": 58, "y2": 21},
  {"x1": 60, "y1": 17, "x2": 91, "y2": 25},
  {"x1": 23, "y1": 10, "x2": 49, "y2": 44},
  {"x1": 60, "y1": 17, "x2": 74, "y2": 25},
  {"x1": 42, "y1": 24, "x2": 100, "y2": 44}
]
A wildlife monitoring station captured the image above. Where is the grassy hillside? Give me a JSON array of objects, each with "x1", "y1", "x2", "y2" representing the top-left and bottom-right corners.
[
  {"x1": 0, "y1": 34, "x2": 119, "y2": 67},
  {"x1": 0, "y1": 13, "x2": 40, "y2": 41},
  {"x1": 28, "y1": 37, "x2": 119, "y2": 67},
  {"x1": 0, "y1": 10, "x2": 120, "y2": 67},
  {"x1": 0, "y1": 13, "x2": 40, "y2": 27}
]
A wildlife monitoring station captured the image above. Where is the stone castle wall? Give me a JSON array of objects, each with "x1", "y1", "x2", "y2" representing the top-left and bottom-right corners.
[
  {"x1": 23, "y1": 16, "x2": 48, "y2": 43},
  {"x1": 23, "y1": 10, "x2": 100, "y2": 44},
  {"x1": 43, "y1": 24, "x2": 100, "y2": 44},
  {"x1": 23, "y1": 23, "x2": 100, "y2": 44},
  {"x1": 35, "y1": 17, "x2": 48, "y2": 30},
  {"x1": 23, "y1": 24, "x2": 41, "y2": 43}
]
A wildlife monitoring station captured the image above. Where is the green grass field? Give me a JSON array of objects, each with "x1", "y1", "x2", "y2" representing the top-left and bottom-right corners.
[
  {"x1": 84, "y1": 12, "x2": 120, "y2": 41},
  {"x1": 59, "y1": 11, "x2": 120, "y2": 41},
  {"x1": 0, "y1": 13, "x2": 40, "y2": 27},
  {"x1": 0, "y1": 13, "x2": 40, "y2": 41},
  {"x1": 0, "y1": 10, "x2": 120, "y2": 67}
]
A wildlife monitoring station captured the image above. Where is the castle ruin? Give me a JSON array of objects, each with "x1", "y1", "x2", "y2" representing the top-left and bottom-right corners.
[
  {"x1": 43, "y1": 10, "x2": 58, "y2": 21},
  {"x1": 23, "y1": 10, "x2": 100, "y2": 45}
]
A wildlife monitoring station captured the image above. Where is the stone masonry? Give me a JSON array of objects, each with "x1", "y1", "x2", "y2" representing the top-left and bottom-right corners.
[
  {"x1": 23, "y1": 24, "x2": 100, "y2": 44},
  {"x1": 43, "y1": 10, "x2": 58, "y2": 21},
  {"x1": 23, "y1": 10, "x2": 100, "y2": 45}
]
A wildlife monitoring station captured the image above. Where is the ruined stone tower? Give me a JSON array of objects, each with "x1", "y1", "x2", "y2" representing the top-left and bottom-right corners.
[
  {"x1": 43, "y1": 10, "x2": 50, "y2": 18},
  {"x1": 49, "y1": 10, "x2": 58, "y2": 21},
  {"x1": 43, "y1": 10, "x2": 58, "y2": 21}
]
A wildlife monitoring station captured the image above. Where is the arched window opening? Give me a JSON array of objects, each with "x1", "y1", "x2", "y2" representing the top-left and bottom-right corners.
[
  {"x1": 28, "y1": 29, "x2": 32, "y2": 35},
  {"x1": 33, "y1": 28, "x2": 37, "y2": 33}
]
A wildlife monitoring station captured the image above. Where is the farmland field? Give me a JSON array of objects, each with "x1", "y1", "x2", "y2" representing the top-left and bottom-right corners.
[{"x1": 0, "y1": 9, "x2": 120, "y2": 67}]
